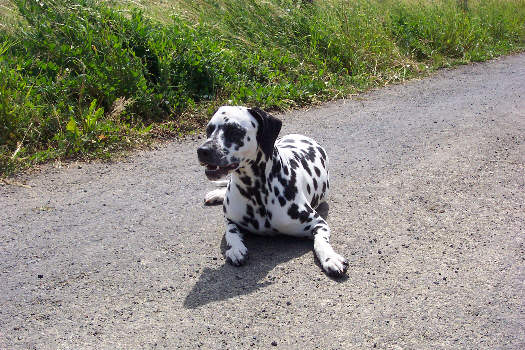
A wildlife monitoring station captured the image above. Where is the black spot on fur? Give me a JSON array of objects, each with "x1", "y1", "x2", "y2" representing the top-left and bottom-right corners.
[
  {"x1": 255, "y1": 151, "x2": 263, "y2": 164},
  {"x1": 237, "y1": 162, "x2": 267, "y2": 208},
  {"x1": 289, "y1": 159, "x2": 299, "y2": 169},
  {"x1": 242, "y1": 216, "x2": 259, "y2": 230},
  {"x1": 278, "y1": 196, "x2": 286, "y2": 206},
  {"x1": 312, "y1": 224, "x2": 325, "y2": 235},
  {"x1": 307, "y1": 184, "x2": 311, "y2": 194},
  {"x1": 287, "y1": 204, "x2": 311, "y2": 224},
  {"x1": 311, "y1": 194, "x2": 319, "y2": 208},
  {"x1": 271, "y1": 159, "x2": 282, "y2": 177},
  {"x1": 220, "y1": 123, "x2": 246, "y2": 149},
  {"x1": 300, "y1": 158, "x2": 312, "y2": 175},
  {"x1": 304, "y1": 225, "x2": 311, "y2": 231},
  {"x1": 241, "y1": 176, "x2": 252, "y2": 186},
  {"x1": 314, "y1": 166, "x2": 321, "y2": 177},
  {"x1": 313, "y1": 178, "x2": 318, "y2": 190},
  {"x1": 283, "y1": 172, "x2": 297, "y2": 201},
  {"x1": 236, "y1": 184, "x2": 250, "y2": 199},
  {"x1": 317, "y1": 146, "x2": 326, "y2": 160},
  {"x1": 273, "y1": 162, "x2": 297, "y2": 202},
  {"x1": 206, "y1": 124, "x2": 216, "y2": 138},
  {"x1": 246, "y1": 204, "x2": 254, "y2": 218},
  {"x1": 251, "y1": 159, "x2": 266, "y2": 179},
  {"x1": 304, "y1": 147, "x2": 317, "y2": 162}
]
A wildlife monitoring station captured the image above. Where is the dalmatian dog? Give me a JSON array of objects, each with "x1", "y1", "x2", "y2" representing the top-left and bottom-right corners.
[{"x1": 197, "y1": 106, "x2": 348, "y2": 277}]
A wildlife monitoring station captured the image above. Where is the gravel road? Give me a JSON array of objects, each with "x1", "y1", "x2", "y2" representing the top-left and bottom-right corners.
[{"x1": 1, "y1": 54, "x2": 524, "y2": 349}]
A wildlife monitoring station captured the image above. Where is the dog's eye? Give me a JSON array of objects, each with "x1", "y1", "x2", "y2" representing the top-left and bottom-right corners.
[{"x1": 206, "y1": 124, "x2": 216, "y2": 137}]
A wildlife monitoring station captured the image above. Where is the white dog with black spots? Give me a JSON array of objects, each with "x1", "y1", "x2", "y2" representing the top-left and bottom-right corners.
[{"x1": 197, "y1": 106, "x2": 348, "y2": 277}]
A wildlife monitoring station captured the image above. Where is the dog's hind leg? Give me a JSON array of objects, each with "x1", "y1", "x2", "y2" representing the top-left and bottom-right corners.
[
  {"x1": 291, "y1": 203, "x2": 348, "y2": 277},
  {"x1": 204, "y1": 178, "x2": 230, "y2": 205},
  {"x1": 204, "y1": 187, "x2": 227, "y2": 205},
  {"x1": 310, "y1": 217, "x2": 348, "y2": 277}
]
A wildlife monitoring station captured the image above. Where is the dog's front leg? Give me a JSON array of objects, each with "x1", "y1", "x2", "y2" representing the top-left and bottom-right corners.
[
  {"x1": 224, "y1": 220, "x2": 248, "y2": 266},
  {"x1": 311, "y1": 219, "x2": 349, "y2": 277}
]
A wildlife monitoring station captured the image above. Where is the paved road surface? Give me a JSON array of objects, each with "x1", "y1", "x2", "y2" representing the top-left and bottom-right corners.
[{"x1": 1, "y1": 54, "x2": 524, "y2": 349}]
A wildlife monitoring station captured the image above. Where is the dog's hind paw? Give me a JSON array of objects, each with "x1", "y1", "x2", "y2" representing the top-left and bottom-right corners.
[
  {"x1": 322, "y1": 253, "x2": 349, "y2": 278},
  {"x1": 225, "y1": 246, "x2": 248, "y2": 266}
]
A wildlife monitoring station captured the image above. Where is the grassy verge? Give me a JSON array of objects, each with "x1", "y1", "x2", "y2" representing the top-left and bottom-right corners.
[{"x1": 1, "y1": 0, "x2": 524, "y2": 175}]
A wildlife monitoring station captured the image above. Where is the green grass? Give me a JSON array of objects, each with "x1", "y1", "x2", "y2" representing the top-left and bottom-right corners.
[{"x1": 1, "y1": 0, "x2": 525, "y2": 175}]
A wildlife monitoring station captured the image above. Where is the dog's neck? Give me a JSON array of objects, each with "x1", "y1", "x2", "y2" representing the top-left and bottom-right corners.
[{"x1": 232, "y1": 147, "x2": 280, "y2": 194}]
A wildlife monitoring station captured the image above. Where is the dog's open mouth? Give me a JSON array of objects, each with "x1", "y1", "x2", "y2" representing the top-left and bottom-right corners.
[{"x1": 202, "y1": 163, "x2": 239, "y2": 180}]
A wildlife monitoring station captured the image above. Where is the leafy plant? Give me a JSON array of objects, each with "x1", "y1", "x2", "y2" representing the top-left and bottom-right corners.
[{"x1": 1, "y1": 0, "x2": 525, "y2": 175}]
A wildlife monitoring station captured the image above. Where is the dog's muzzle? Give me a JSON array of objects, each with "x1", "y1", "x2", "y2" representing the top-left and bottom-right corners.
[{"x1": 197, "y1": 144, "x2": 239, "y2": 180}]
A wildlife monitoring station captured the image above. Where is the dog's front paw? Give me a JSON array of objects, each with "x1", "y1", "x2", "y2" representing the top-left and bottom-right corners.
[
  {"x1": 322, "y1": 253, "x2": 349, "y2": 278},
  {"x1": 225, "y1": 246, "x2": 248, "y2": 266}
]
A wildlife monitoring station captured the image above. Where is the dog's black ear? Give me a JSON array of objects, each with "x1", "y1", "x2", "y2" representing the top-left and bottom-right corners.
[{"x1": 248, "y1": 107, "x2": 282, "y2": 159}]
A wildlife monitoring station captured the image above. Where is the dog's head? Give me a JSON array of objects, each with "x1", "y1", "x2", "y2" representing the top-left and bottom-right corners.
[{"x1": 197, "y1": 106, "x2": 282, "y2": 180}]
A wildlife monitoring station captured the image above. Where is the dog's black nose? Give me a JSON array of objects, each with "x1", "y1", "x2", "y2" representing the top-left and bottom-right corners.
[{"x1": 197, "y1": 145, "x2": 213, "y2": 163}]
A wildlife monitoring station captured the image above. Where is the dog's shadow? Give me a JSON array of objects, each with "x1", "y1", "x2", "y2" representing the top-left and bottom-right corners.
[
  {"x1": 183, "y1": 234, "x2": 311, "y2": 309},
  {"x1": 183, "y1": 203, "x2": 331, "y2": 309}
]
